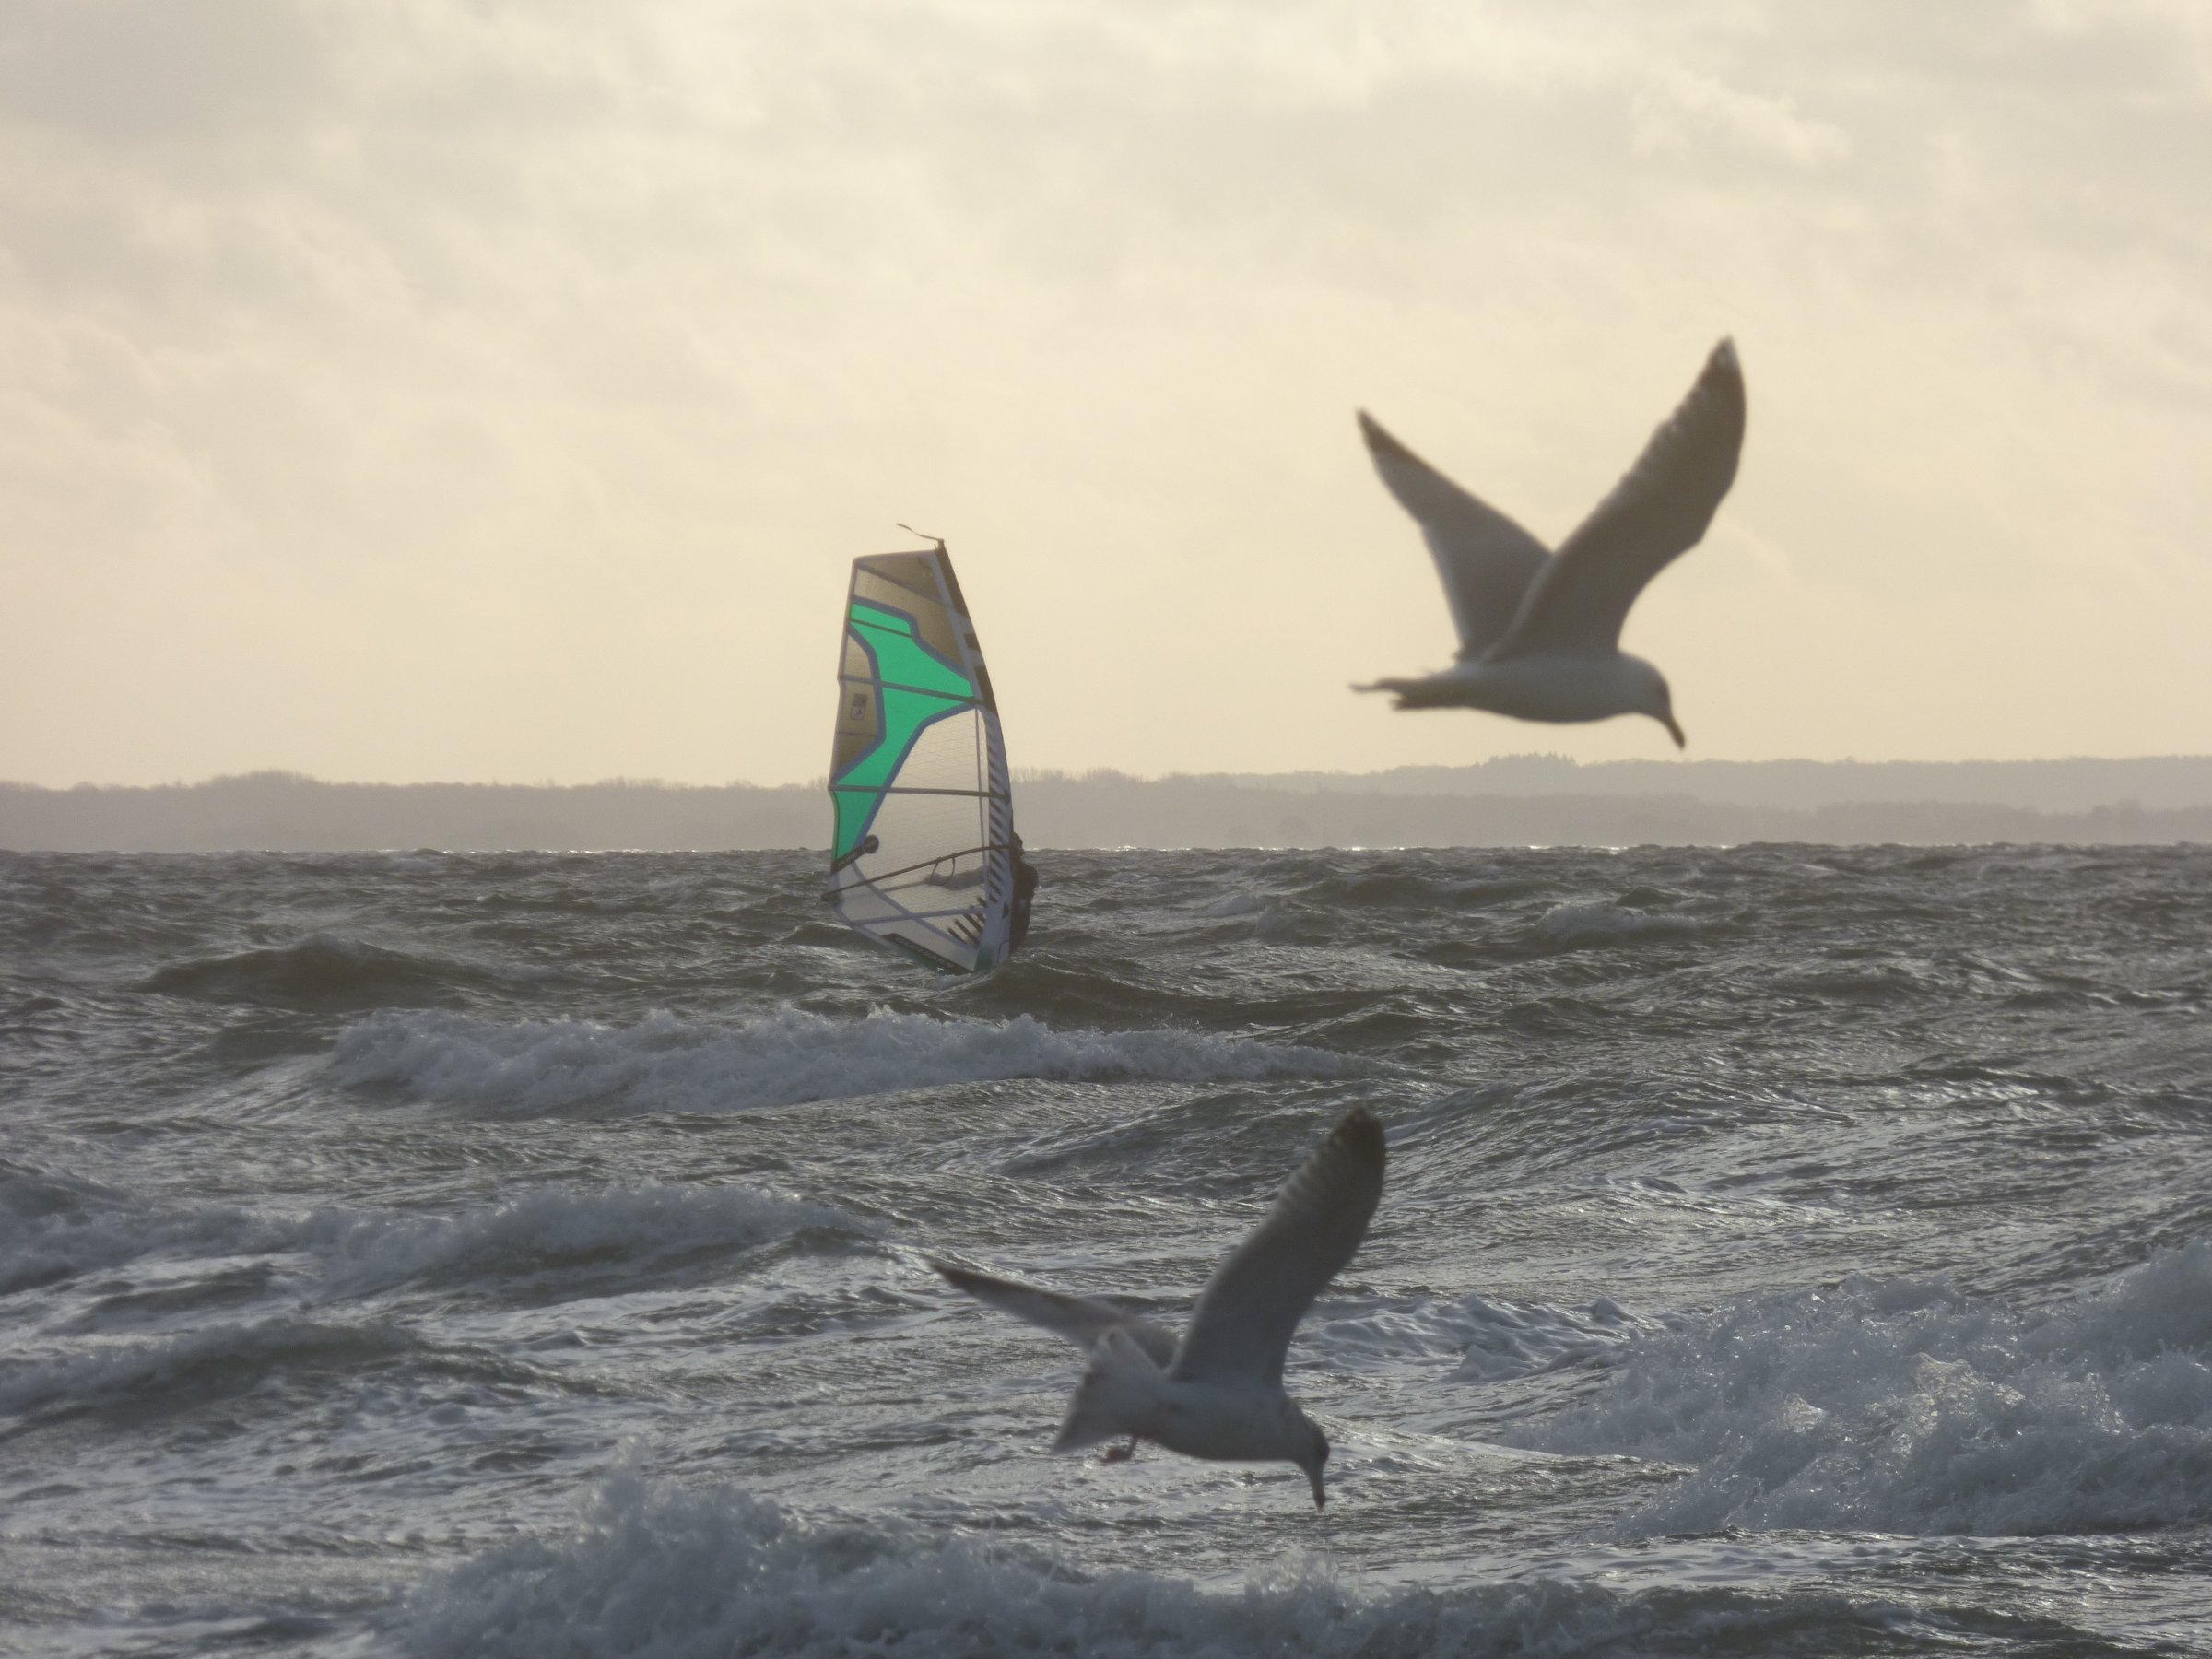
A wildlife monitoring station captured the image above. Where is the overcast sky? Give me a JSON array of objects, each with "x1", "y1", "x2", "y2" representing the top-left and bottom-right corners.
[{"x1": 4, "y1": 0, "x2": 2208, "y2": 786}]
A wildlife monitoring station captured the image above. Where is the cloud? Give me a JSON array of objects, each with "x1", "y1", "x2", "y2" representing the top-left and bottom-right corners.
[
  {"x1": 1630, "y1": 68, "x2": 1850, "y2": 167},
  {"x1": 0, "y1": 0, "x2": 330, "y2": 147},
  {"x1": 2, "y1": 1, "x2": 2209, "y2": 783}
]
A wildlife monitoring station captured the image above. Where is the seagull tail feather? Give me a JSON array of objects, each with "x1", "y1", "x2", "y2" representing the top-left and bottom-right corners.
[
  {"x1": 1351, "y1": 677, "x2": 1424, "y2": 710},
  {"x1": 1052, "y1": 1328, "x2": 1161, "y2": 1453}
]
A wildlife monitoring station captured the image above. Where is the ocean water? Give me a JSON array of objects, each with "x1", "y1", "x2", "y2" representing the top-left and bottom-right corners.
[{"x1": 3, "y1": 844, "x2": 2209, "y2": 1657}]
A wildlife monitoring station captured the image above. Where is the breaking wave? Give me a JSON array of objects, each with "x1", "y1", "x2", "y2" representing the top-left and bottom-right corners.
[
  {"x1": 3, "y1": 1162, "x2": 867, "y2": 1311},
  {"x1": 394, "y1": 1472, "x2": 1888, "y2": 1659},
  {"x1": 327, "y1": 1006, "x2": 1359, "y2": 1116},
  {"x1": 1505, "y1": 1243, "x2": 2212, "y2": 1536},
  {"x1": 0, "y1": 1161, "x2": 280, "y2": 1296}
]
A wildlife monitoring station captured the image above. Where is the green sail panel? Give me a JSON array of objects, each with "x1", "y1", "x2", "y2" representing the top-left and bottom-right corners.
[{"x1": 827, "y1": 544, "x2": 1016, "y2": 973}]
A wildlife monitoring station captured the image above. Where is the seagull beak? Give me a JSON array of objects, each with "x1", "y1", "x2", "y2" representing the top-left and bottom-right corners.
[
  {"x1": 1663, "y1": 714, "x2": 1686, "y2": 749},
  {"x1": 1308, "y1": 1465, "x2": 1327, "y2": 1509}
]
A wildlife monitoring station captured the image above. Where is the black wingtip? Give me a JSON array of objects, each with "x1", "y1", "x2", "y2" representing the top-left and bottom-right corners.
[
  {"x1": 1333, "y1": 1105, "x2": 1386, "y2": 1164},
  {"x1": 1688, "y1": 336, "x2": 1747, "y2": 437},
  {"x1": 1356, "y1": 409, "x2": 1406, "y2": 457},
  {"x1": 934, "y1": 1260, "x2": 1046, "y2": 1302}
]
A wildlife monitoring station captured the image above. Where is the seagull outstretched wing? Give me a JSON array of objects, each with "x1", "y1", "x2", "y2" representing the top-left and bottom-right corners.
[
  {"x1": 1359, "y1": 412, "x2": 1552, "y2": 662},
  {"x1": 933, "y1": 1262, "x2": 1179, "y2": 1367},
  {"x1": 1169, "y1": 1108, "x2": 1386, "y2": 1387},
  {"x1": 1490, "y1": 337, "x2": 1746, "y2": 659}
]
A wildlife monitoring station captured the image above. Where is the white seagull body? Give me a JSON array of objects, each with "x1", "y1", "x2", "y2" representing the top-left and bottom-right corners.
[
  {"x1": 1357, "y1": 337, "x2": 1747, "y2": 747},
  {"x1": 934, "y1": 1106, "x2": 1386, "y2": 1508}
]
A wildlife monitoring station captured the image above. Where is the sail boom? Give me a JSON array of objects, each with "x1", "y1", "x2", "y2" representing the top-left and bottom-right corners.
[{"x1": 827, "y1": 785, "x2": 1011, "y2": 800}]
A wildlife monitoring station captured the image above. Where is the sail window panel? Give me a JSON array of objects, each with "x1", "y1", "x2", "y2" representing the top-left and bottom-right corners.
[
  {"x1": 892, "y1": 709, "x2": 993, "y2": 797},
  {"x1": 869, "y1": 854, "x2": 990, "y2": 899},
  {"x1": 857, "y1": 788, "x2": 992, "y2": 880}
]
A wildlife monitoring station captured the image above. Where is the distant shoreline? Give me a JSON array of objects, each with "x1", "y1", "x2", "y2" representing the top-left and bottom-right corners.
[{"x1": 5, "y1": 759, "x2": 2208, "y2": 851}]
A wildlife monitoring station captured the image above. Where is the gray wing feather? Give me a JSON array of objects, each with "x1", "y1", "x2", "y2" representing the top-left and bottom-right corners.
[
  {"x1": 1359, "y1": 411, "x2": 1552, "y2": 661},
  {"x1": 1490, "y1": 337, "x2": 1746, "y2": 658},
  {"x1": 933, "y1": 1262, "x2": 1179, "y2": 1367},
  {"x1": 1169, "y1": 1108, "x2": 1386, "y2": 1387}
]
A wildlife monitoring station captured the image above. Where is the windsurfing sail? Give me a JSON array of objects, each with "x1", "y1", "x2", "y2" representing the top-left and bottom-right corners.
[{"x1": 827, "y1": 540, "x2": 1018, "y2": 972}]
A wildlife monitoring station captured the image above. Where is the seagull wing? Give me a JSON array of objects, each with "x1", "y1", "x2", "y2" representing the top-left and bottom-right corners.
[
  {"x1": 933, "y1": 1262, "x2": 1179, "y2": 1367},
  {"x1": 1169, "y1": 1107, "x2": 1386, "y2": 1387},
  {"x1": 1488, "y1": 338, "x2": 1745, "y2": 659},
  {"x1": 1359, "y1": 411, "x2": 1552, "y2": 661}
]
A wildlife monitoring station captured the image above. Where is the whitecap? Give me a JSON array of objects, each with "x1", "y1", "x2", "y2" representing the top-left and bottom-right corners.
[
  {"x1": 327, "y1": 1006, "x2": 1359, "y2": 1117},
  {"x1": 0, "y1": 1164, "x2": 288, "y2": 1296},
  {"x1": 394, "y1": 1469, "x2": 1830, "y2": 1659},
  {"x1": 1506, "y1": 1241, "x2": 2212, "y2": 1536}
]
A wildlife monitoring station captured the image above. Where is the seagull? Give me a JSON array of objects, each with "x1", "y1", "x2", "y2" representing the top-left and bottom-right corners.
[
  {"x1": 1355, "y1": 337, "x2": 1747, "y2": 747},
  {"x1": 933, "y1": 1106, "x2": 1385, "y2": 1508}
]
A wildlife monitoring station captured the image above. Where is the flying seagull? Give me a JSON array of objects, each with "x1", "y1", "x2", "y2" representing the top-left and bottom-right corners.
[
  {"x1": 933, "y1": 1105, "x2": 1386, "y2": 1508},
  {"x1": 1355, "y1": 337, "x2": 1746, "y2": 747}
]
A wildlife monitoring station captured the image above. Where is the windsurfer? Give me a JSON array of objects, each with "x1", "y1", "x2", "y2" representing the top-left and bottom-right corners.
[{"x1": 1009, "y1": 833, "x2": 1039, "y2": 951}]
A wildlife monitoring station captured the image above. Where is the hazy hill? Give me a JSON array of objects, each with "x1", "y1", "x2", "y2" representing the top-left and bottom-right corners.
[
  {"x1": 1206, "y1": 755, "x2": 2212, "y2": 811},
  {"x1": 4, "y1": 759, "x2": 2208, "y2": 852}
]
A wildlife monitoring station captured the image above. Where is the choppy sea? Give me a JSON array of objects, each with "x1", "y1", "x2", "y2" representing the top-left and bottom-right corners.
[{"x1": 3, "y1": 845, "x2": 2210, "y2": 1657}]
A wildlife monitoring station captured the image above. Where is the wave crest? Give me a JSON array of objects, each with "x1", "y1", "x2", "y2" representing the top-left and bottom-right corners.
[
  {"x1": 1526, "y1": 904, "x2": 1704, "y2": 952},
  {"x1": 327, "y1": 1006, "x2": 1359, "y2": 1116},
  {"x1": 396, "y1": 1471, "x2": 1861, "y2": 1659},
  {"x1": 142, "y1": 932, "x2": 526, "y2": 1011},
  {"x1": 0, "y1": 1316, "x2": 418, "y2": 1420},
  {"x1": 312, "y1": 1182, "x2": 872, "y2": 1295},
  {"x1": 1508, "y1": 1243, "x2": 2212, "y2": 1536}
]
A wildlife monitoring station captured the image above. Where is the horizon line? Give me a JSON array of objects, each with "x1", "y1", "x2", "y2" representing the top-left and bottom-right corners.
[{"x1": 7, "y1": 753, "x2": 2212, "y2": 794}]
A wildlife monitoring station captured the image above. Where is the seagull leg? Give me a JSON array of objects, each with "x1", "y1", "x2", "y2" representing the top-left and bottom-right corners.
[{"x1": 1100, "y1": 1438, "x2": 1137, "y2": 1465}]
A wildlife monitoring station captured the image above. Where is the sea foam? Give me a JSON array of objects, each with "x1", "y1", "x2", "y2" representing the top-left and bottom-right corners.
[
  {"x1": 328, "y1": 1006, "x2": 1358, "y2": 1116},
  {"x1": 0, "y1": 1163, "x2": 286, "y2": 1296},
  {"x1": 394, "y1": 1470, "x2": 1839, "y2": 1659},
  {"x1": 1508, "y1": 1242, "x2": 2212, "y2": 1536},
  {"x1": 4, "y1": 1161, "x2": 866, "y2": 1312}
]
